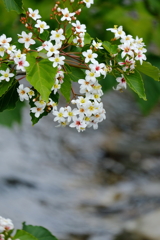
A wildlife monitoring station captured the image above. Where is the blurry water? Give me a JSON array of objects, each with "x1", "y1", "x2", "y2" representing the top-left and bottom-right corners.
[{"x1": 1, "y1": 91, "x2": 160, "y2": 240}]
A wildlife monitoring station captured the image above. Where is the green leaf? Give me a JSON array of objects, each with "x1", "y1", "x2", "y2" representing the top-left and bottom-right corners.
[
  {"x1": 40, "y1": 30, "x2": 49, "y2": 41},
  {"x1": 0, "y1": 78, "x2": 15, "y2": 97},
  {"x1": 102, "y1": 41, "x2": 118, "y2": 55},
  {"x1": 66, "y1": 65, "x2": 85, "y2": 82},
  {"x1": 23, "y1": 223, "x2": 58, "y2": 240},
  {"x1": 135, "y1": 74, "x2": 160, "y2": 114},
  {"x1": 60, "y1": 74, "x2": 71, "y2": 102},
  {"x1": 100, "y1": 74, "x2": 116, "y2": 92},
  {"x1": 124, "y1": 70, "x2": 147, "y2": 100},
  {"x1": 0, "y1": 100, "x2": 24, "y2": 127},
  {"x1": 136, "y1": 61, "x2": 160, "y2": 81},
  {"x1": 2, "y1": 0, "x2": 23, "y2": 13},
  {"x1": 13, "y1": 230, "x2": 38, "y2": 240},
  {"x1": 0, "y1": 81, "x2": 19, "y2": 112},
  {"x1": 26, "y1": 54, "x2": 57, "y2": 102},
  {"x1": 84, "y1": 33, "x2": 93, "y2": 45}
]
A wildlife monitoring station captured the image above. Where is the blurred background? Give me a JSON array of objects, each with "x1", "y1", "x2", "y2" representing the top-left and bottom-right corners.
[{"x1": 1, "y1": 0, "x2": 160, "y2": 240}]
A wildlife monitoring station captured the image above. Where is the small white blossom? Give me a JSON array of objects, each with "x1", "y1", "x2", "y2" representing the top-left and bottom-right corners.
[
  {"x1": 49, "y1": 55, "x2": 65, "y2": 67},
  {"x1": 17, "y1": 84, "x2": 30, "y2": 101},
  {"x1": 28, "y1": 8, "x2": 41, "y2": 21},
  {"x1": 92, "y1": 40, "x2": 103, "y2": 49},
  {"x1": 61, "y1": 8, "x2": 75, "y2": 22},
  {"x1": 35, "y1": 20, "x2": 50, "y2": 34},
  {"x1": 69, "y1": 116, "x2": 87, "y2": 132},
  {"x1": 83, "y1": 0, "x2": 94, "y2": 8},
  {"x1": 82, "y1": 49, "x2": 98, "y2": 63},
  {"x1": 50, "y1": 29, "x2": 65, "y2": 42},
  {"x1": 0, "y1": 46, "x2": 5, "y2": 57},
  {"x1": 14, "y1": 56, "x2": 29, "y2": 72},
  {"x1": 0, "y1": 68, "x2": 14, "y2": 82},
  {"x1": 0, "y1": 34, "x2": 12, "y2": 48},
  {"x1": 72, "y1": 20, "x2": 86, "y2": 33},
  {"x1": 0, "y1": 216, "x2": 14, "y2": 233},
  {"x1": 30, "y1": 106, "x2": 45, "y2": 118},
  {"x1": 45, "y1": 42, "x2": 59, "y2": 57},
  {"x1": 18, "y1": 31, "x2": 35, "y2": 49}
]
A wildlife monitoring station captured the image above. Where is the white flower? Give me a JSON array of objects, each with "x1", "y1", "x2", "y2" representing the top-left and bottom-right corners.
[
  {"x1": 135, "y1": 51, "x2": 146, "y2": 65},
  {"x1": 0, "y1": 216, "x2": 14, "y2": 232},
  {"x1": 72, "y1": 20, "x2": 86, "y2": 33},
  {"x1": 18, "y1": 31, "x2": 35, "y2": 49},
  {"x1": 0, "y1": 68, "x2": 14, "y2": 82},
  {"x1": 53, "y1": 107, "x2": 66, "y2": 122},
  {"x1": 51, "y1": 79, "x2": 61, "y2": 94},
  {"x1": 0, "y1": 46, "x2": 5, "y2": 57},
  {"x1": 11, "y1": 49, "x2": 26, "y2": 60},
  {"x1": 92, "y1": 40, "x2": 103, "y2": 49},
  {"x1": 49, "y1": 55, "x2": 65, "y2": 67},
  {"x1": 114, "y1": 74, "x2": 127, "y2": 91},
  {"x1": 28, "y1": 8, "x2": 41, "y2": 21},
  {"x1": 78, "y1": 79, "x2": 93, "y2": 93},
  {"x1": 35, "y1": 20, "x2": 50, "y2": 34},
  {"x1": 118, "y1": 56, "x2": 135, "y2": 71},
  {"x1": 61, "y1": 8, "x2": 75, "y2": 22},
  {"x1": 44, "y1": 42, "x2": 59, "y2": 57},
  {"x1": 83, "y1": 0, "x2": 94, "y2": 8},
  {"x1": 30, "y1": 106, "x2": 45, "y2": 118},
  {"x1": 89, "y1": 62, "x2": 106, "y2": 76},
  {"x1": 36, "y1": 41, "x2": 49, "y2": 52},
  {"x1": 69, "y1": 116, "x2": 87, "y2": 132},
  {"x1": 17, "y1": 84, "x2": 30, "y2": 101},
  {"x1": 14, "y1": 56, "x2": 29, "y2": 72},
  {"x1": 82, "y1": 49, "x2": 98, "y2": 63},
  {"x1": 120, "y1": 34, "x2": 134, "y2": 44},
  {"x1": 119, "y1": 42, "x2": 134, "y2": 58},
  {"x1": 64, "y1": 106, "x2": 78, "y2": 122},
  {"x1": 0, "y1": 34, "x2": 12, "y2": 48},
  {"x1": 35, "y1": 98, "x2": 46, "y2": 108},
  {"x1": 85, "y1": 70, "x2": 99, "y2": 83},
  {"x1": 28, "y1": 89, "x2": 35, "y2": 98},
  {"x1": 6, "y1": 45, "x2": 16, "y2": 55},
  {"x1": 107, "y1": 25, "x2": 126, "y2": 39},
  {"x1": 47, "y1": 98, "x2": 57, "y2": 110},
  {"x1": 50, "y1": 29, "x2": 65, "y2": 42}
]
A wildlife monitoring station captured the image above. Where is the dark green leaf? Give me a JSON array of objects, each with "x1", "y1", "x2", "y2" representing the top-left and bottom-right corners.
[
  {"x1": 135, "y1": 74, "x2": 160, "y2": 114},
  {"x1": 0, "y1": 80, "x2": 19, "y2": 112},
  {"x1": 100, "y1": 74, "x2": 115, "y2": 92},
  {"x1": 23, "y1": 223, "x2": 58, "y2": 240},
  {"x1": 2, "y1": 0, "x2": 23, "y2": 13},
  {"x1": 0, "y1": 78, "x2": 15, "y2": 97},
  {"x1": 102, "y1": 41, "x2": 118, "y2": 55},
  {"x1": 60, "y1": 74, "x2": 71, "y2": 102},
  {"x1": 66, "y1": 65, "x2": 85, "y2": 82},
  {"x1": 124, "y1": 70, "x2": 146, "y2": 100},
  {"x1": 136, "y1": 61, "x2": 160, "y2": 81},
  {"x1": 84, "y1": 33, "x2": 93, "y2": 45},
  {"x1": 0, "y1": 100, "x2": 24, "y2": 127},
  {"x1": 26, "y1": 53, "x2": 57, "y2": 102},
  {"x1": 40, "y1": 30, "x2": 49, "y2": 41}
]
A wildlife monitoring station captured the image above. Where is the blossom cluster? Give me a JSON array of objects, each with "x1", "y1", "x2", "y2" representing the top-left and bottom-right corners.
[
  {"x1": 52, "y1": 44, "x2": 107, "y2": 132},
  {"x1": 107, "y1": 25, "x2": 147, "y2": 91},
  {"x1": 0, "y1": 216, "x2": 14, "y2": 233}
]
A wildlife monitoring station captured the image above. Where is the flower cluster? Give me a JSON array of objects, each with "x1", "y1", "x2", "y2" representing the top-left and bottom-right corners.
[
  {"x1": 107, "y1": 25, "x2": 147, "y2": 91},
  {"x1": 0, "y1": 216, "x2": 14, "y2": 233}
]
